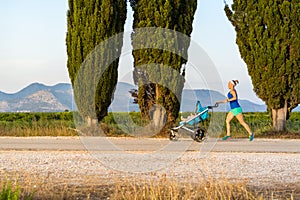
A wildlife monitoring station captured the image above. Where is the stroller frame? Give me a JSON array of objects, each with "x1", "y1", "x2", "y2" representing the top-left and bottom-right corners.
[{"x1": 169, "y1": 102, "x2": 217, "y2": 142}]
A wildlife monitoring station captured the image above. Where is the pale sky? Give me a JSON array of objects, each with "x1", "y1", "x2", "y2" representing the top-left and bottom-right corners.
[{"x1": 0, "y1": 0, "x2": 264, "y2": 104}]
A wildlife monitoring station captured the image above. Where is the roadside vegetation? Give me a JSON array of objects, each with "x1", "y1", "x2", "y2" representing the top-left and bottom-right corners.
[{"x1": 0, "y1": 112, "x2": 299, "y2": 138}]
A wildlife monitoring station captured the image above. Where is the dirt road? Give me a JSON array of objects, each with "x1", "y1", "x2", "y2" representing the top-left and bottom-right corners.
[{"x1": 0, "y1": 136, "x2": 299, "y2": 153}]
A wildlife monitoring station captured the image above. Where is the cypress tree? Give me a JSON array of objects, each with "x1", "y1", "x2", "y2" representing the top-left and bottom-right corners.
[
  {"x1": 130, "y1": 0, "x2": 197, "y2": 135},
  {"x1": 225, "y1": 0, "x2": 300, "y2": 131},
  {"x1": 66, "y1": 0, "x2": 127, "y2": 124}
]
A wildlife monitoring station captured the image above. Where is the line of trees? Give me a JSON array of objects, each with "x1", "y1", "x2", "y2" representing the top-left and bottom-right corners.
[{"x1": 66, "y1": 0, "x2": 299, "y2": 134}]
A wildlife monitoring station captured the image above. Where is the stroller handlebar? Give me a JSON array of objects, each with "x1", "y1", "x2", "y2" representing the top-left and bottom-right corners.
[{"x1": 207, "y1": 103, "x2": 219, "y2": 109}]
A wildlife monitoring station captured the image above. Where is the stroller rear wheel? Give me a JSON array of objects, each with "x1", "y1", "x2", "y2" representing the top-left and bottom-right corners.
[
  {"x1": 192, "y1": 128, "x2": 206, "y2": 142},
  {"x1": 169, "y1": 129, "x2": 178, "y2": 141}
]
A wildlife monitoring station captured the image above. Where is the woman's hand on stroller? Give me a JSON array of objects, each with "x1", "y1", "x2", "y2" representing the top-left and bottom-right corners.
[
  {"x1": 214, "y1": 101, "x2": 221, "y2": 106},
  {"x1": 215, "y1": 99, "x2": 228, "y2": 105},
  {"x1": 208, "y1": 103, "x2": 219, "y2": 109}
]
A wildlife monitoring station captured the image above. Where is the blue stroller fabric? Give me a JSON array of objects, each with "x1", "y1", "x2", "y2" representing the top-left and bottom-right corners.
[{"x1": 181, "y1": 101, "x2": 209, "y2": 125}]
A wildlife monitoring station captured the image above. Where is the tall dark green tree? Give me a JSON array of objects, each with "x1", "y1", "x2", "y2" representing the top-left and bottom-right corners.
[
  {"x1": 66, "y1": 0, "x2": 127, "y2": 125},
  {"x1": 130, "y1": 0, "x2": 197, "y2": 135},
  {"x1": 225, "y1": 0, "x2": 300, "y2": 131}
]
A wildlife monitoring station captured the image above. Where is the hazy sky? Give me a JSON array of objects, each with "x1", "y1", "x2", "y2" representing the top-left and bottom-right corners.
[{"x1": 0, "y1": 0, "x2": 264, "y2": 104}]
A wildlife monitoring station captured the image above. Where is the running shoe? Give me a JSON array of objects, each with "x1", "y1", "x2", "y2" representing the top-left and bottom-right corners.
[
  {"x1": 222, "y1": 135, "x2": 231, "y2": 140},
  {"x1": 249, "y1": 133, "x2": 254, "y2": 141}
]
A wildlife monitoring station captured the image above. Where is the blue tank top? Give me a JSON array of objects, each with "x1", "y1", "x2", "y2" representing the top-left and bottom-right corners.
[{"x1": 227, "y1": 90, "x2": 240, "y2": 109}]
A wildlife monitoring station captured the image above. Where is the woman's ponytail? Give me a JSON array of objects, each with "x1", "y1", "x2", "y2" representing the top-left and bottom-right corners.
[{"x1": 230, "y1": 80, "x2": 239, "y2": 86}]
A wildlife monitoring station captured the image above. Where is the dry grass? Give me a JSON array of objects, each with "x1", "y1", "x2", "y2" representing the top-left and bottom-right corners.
[
  {"x1": 1, "y1": 173, "x2": 297, "y2": 200},
  {"x1": 0, "y1": 126, "x2": 77, "y2": 137},
  {"x1": 111, "y1": 176, "x2": 260, "y2": 200}
]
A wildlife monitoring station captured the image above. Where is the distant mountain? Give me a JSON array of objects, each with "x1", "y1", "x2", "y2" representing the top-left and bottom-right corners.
[
  {"x1": 0, "y1": 83, "x2": 73, "y2": 112},
  {"x1": 180, "y1": 89, "x2": 267, "y2": 112},
  {"x1": 109, "y1": 82, "x2": 139, "y2": 112},
  {"x1": 110, "y1": 83, "x2": 267, "y2": 112},
  {"x1": 4, "y1": 82, "x2": 297, "y2": 113}
]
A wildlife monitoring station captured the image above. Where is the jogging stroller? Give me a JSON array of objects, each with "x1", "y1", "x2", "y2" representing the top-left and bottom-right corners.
[{"x1": 169, "y1": 100, "x2": 217, "y2": 142}]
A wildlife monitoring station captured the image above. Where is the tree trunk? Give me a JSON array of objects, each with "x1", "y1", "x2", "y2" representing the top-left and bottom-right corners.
[
  {"x1": 271, "y1": 101, "x2": 288, "y2": 132},
  {"x1": 149, "y1": 104, "x2": 167, "y2": 132},
  {"x1": 151, "y1": 85, "x2": 166, "y2": 130},
  {"x1": 86, "y1": 116, "x2": 98, "y2": 127}
]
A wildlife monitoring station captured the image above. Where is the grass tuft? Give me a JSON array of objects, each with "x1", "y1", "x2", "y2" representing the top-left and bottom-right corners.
[{"x1": 0, "y1": 179, "x2": 34, "y2": 200}]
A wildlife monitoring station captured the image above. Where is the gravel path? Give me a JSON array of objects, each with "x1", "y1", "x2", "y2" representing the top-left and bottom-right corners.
[{"x1": 0, "y1": 150, "x2": 299, "y2": 186}]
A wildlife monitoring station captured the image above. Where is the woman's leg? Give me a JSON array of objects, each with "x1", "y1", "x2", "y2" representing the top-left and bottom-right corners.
[
  {"x1": 236, "y1": 114, "x2": 252, "y2": 135},
  {"x1": 226, "y1": 112, "x2": 235, "y2": 136}
]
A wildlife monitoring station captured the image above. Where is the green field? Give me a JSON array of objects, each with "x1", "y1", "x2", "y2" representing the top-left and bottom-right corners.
[
  {"x1": 0, "y1": 112, "x2": 299, "y2": 138},
  {"x1": 0, "y1": 112, "x2": 76, "y2": 137}
]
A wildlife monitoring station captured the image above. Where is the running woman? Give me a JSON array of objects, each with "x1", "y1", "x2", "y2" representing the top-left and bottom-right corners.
[{"x1": 215, "y1": 80, "x2": 254, "y2": 141}]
